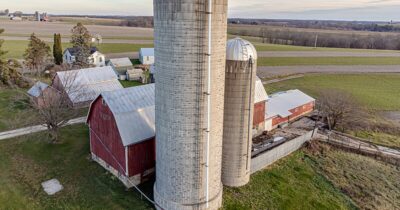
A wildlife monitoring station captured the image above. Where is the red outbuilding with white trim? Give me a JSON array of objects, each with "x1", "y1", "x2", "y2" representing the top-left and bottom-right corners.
[
  {"x1": 87, "y1": 84, "x2": 155, "y2": 187},
  {"x1": 265, "y1": 89, "x2": 315, "y2": 131}
]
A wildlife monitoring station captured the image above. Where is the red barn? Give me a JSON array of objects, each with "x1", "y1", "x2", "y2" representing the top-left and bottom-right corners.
[
  {"x1": 253, "y1": 77, "x2": 269, "y2": 136},
  {"x1": 87, "y1": 84, "x2": 155, "y2": 188},
  {"x1": 265, "y1": 89, "x2": 315, "y2": 131}
]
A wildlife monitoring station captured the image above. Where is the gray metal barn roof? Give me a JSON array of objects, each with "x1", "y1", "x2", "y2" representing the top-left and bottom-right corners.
[
  {"x1": 100, "y1": 84, "x2": 155, "y2": 146},
  {"x1": 266, "y1": 89, "x2": 315, "y2": 119},
  {"x1": 56, "y1": 66, "x2": 123, "y2": 104},
  {"x1": 27, "y1": 81, "x2": 49, "y2": 97},
  {"x1": 109, "y1": 58, "x2": 133, "y2": 68}
]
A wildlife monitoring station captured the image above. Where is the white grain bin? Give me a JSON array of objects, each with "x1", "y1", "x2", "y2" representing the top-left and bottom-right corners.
[
  {"x1": 222, "y1": 37, "x2": 258, "y2": 187},
  {"x1": 153, "y1": 0, "x2": 228, "y2": 209}
]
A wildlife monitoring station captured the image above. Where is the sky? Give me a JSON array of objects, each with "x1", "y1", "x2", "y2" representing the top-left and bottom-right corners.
[{"x1": 2, "y1": 0, "x2": 400, "y2": 21}]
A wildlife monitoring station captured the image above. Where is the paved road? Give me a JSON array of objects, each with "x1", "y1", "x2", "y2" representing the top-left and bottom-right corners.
[
  {"x1": 257, "y1": 51, "x2": 400, "y2": 57},
  {"x1": 0, "y1": 36, "x2": 153, "y2": 44},
  {"x1": 257, "y1": 65, "x2": 400, "y2": 78},
  {"x1": 0, "y1": 117, "x2": 86, "y2": 141}
]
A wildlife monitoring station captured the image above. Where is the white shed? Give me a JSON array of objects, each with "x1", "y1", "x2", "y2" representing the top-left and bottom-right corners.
[{"x1": 139, "y1": 48, "x2": 154, "y2": 65}]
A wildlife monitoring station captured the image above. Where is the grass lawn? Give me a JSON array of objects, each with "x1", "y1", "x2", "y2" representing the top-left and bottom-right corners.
[
  {"x1": 309, "y1": 144, "x2": 400, "y2": 210},
  {"x1": 266, "y1": 74, "x2": 400, "y2": 111},
  {"x1": 223, "y1": 151, "x2": 357, "y2": 210},
  {"x1": 351, "y1": 131, "x2": 400, "y2": 149},
  {"x1": 224, "y1": 145, "x2": 400, "y2": 210},
  {"x1": 2, "y1": 40, "x2": 153, "y2": 59},
  {"x1": 0, "y1": 88, "x2": 37, "y2": 132},
  {"x1": 120, "y1": 80, "x2": 144, "y2": 88},
  {"x1": 253, "y1": 43, "x2": 399, "y2": 53},
  {"x1": 0, "y1": 124, "x2": 153, "y2": 210},
  {"x1": 258, "y1": 57, "x2": 400, "y2": 66},
  {"x1": 96, "y1": 43, "x2": 153, "y2": 54}
]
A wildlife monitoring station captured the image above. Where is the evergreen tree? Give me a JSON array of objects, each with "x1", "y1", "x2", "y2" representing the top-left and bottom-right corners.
[
  {"x1": 23, "y1": 33, "x2": 51, "y2": 75},
  {"x1": 70, "y1": 23, "x2": 92, "y2": 68},
  {"x1": 0, "y1": 29, "x2": 32, "y2": 88},
  {"x1": 53, "y1": 33, "x2": 63, "y2": 65}
]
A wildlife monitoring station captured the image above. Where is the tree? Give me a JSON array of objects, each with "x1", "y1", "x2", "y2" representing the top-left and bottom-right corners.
[
  {"x1": 0, "y1": 29, "x2": 32, "y2": 88},
  {"x1": 23, "y1": 33, "x2": 51, "y2": 75},
  {"x1": 32, "y1": 69, "x2": 84, "y2": 143},
  {"x1": 53, "y1": 33, "x2": 63, "y2": 65},
  {"x1": 70, "y1": 23, "x2": 92, "y2": 68},
  {"x1": 317, "y1": 89, "x2": 365, "y2": 131}
]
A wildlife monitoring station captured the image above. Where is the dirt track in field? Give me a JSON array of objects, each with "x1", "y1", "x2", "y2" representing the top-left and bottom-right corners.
[
  {"x1": 257, "y1": 51, "x2": 400, "y2": 57},
  {"x1": 0, "y1": 20, "x2": 154, "y2": 38},
  {"x1": 0, "y1": 36, "x2": 153, "y2": 44},
  {"x1": 257, "y1": 65, "x2": 400, "y2": 78}
]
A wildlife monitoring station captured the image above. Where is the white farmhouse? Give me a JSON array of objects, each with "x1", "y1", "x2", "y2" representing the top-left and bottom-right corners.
[
  {"x1": 139, "y1": 48, "x2": 154, "y2": 65},
  {"x1": 63, "y1": 47, "x2": 106, "y2": 67}
]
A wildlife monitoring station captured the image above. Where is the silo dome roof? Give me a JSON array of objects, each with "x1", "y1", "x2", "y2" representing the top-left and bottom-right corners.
[{"x1": 226, "y1": 37, "x2": 258, "y2": 61}]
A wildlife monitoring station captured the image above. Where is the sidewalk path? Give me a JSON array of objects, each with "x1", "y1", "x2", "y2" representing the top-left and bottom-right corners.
[{"x1": 0, "y1": 117, "x2": 86, "y2": 141}]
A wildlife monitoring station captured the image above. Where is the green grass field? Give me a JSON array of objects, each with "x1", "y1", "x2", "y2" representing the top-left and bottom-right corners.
[
  {"x1": 224, "y1": 144, "x2": 400, "y2": 210},
  {"x1": 0, "y1": 125, "x2": 153, "y2": 210},
  {"x1": 253, "y1": 43, "x2": 399, "y2": 53},
  {"x1": 223, "y1": 151, "x2": 356, "y2": 210},
  {"x1": 266, "y1": 74, "x2": 400, "y2": 111},
  {"x1": 0, "y1": 88, "x2": 37, "y2": 132},
  {"x1": 2, "y1": 40, "x2": 153, "y2": 59},
  {"x1": 310, "y1": 144, "x2": 400, "y2": 210},
  {"x1": 258, "y1": 57, "x2": 400, "y2": 66},
  {"x1": 120, "y1": 80, "x2": 144, "y2": 88}
]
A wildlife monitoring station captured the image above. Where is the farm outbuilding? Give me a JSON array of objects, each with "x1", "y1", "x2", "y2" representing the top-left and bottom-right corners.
[
  {"x1": 265, "y1": 89, "x2": 315, "y2": 131},
  {"x1": 52, "y1": 66, "x2": 123, "y2": 108},
  {"x1": 27, "y1": 81, "x2": 60, "y2": 108},
  {"x1": 253, "y1": 77, "x2": 269, "y2": 136},
  {"x1": 139, "y1": 48, "x2": 154, "y2": 65},
  {"x1": 87, "y1": 84, "x2": 156, "y2": 188},
  {"x1": 108, "y1": 57, "x2": 134, "y2": 80}
]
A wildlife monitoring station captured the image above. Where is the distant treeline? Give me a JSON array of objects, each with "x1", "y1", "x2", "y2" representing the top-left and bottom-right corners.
[
  {"x1": 229, "y1": 19, "x2": 400, "y2": 33},
  {"x1": 231, "y1": 27, "x2": 400, "y2": 50}
]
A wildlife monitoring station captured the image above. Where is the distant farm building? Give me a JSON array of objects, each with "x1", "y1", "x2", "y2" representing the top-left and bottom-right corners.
[
  {"x1": 139, "y1": 48, "x2": 154, "y2": 65},
  {"x1": 126, "y1": 68, "x2": 144, "y2": 82},
  {"x1": 52, "y1": 66, "x2": 123, "y2": 108},
  {"x1": 108, "y1": 58, "x2": 134, "y2": 80},
  {"x1": 27, "y1": 82, "x2": 59, "y2": 108},
  {"x1": 253, "y1": 77, "x2": 269, "y2": 136},
  {"x1": 63, "y1": 47, "x2": 106, "y2": 67},
  {"x1": 265, "y1": 90, "x2": 315, "y2": 131},
  {"x1": 87, "y1": 84, "x2": 156, "y2": 187}
]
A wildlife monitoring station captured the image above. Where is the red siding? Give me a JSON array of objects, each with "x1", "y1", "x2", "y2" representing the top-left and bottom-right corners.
[
  {"x1": 272, "y1": 101, "x2": 315, "y2": 127},
  {"x1": 253, "y1": 101, "x2": 266, "y2": 126},
  {"x1": 88, "y1": 97, "x2": 127, "y2": 175},
  {"x1": 128, "y1": 138, "x2": 156, "y2": 178}
]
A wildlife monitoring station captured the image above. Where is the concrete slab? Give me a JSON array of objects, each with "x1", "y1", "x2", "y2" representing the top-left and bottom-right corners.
[{"x1": 41, "y1": 179, "x2": 63, "y2": 195}]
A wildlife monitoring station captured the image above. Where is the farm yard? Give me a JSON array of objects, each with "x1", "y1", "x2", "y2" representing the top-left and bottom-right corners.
[
  {"x1": 1, "y1": 18, "x2": 400, "y2": 210},
  {"x1": 1, "y1": 125, "x2": 398, "y2": 210}
]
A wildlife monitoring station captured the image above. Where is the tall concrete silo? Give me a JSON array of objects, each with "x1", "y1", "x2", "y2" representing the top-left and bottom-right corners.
[
  {"x1": 222, "y1": 38, "x2": 258, "y2": 187},
  {"x1": 153, "y1": 0, "x2": 228, "y2": 209}
]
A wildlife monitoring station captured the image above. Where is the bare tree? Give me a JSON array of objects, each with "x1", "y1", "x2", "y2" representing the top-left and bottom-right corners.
[
  {"x1": 317, "y1": 89, "x2": 366, "y2": 131},
  {"x1": 32, "y1": 71, "x2": 85, "y2": 143}
]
